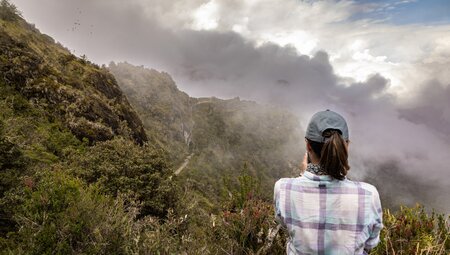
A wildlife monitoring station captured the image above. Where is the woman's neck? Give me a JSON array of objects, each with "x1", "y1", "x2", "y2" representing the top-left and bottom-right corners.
[{"x1": 309, "y1": 152, "x2": 320, "y2": 164}]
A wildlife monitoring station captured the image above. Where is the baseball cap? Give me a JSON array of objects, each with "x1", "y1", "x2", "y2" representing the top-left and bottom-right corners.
[{"x1": 305, "y1": 109, "x2": 349, "y2": 143}]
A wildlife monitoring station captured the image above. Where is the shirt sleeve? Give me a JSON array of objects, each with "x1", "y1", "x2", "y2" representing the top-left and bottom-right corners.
[
  {"x1": 364, "y1": 187, "x2": 383, "y2": 250},
  {"x1": 273, "y1": 180, "x2": 283, "y2": 223}
]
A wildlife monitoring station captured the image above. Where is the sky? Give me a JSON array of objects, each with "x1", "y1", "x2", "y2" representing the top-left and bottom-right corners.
[{"x1": 9, "y1": 0, "x2": 450, "y2": 212}]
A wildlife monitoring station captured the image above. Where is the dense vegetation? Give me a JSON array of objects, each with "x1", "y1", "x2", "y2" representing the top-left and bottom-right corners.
[
  {"x1": 110, "y1": 63, "x2": 302, "y2": 203},
  {"x1": 0, "y1": 1, "x2": 448, "y2": 254},
  {"x1": 0, "y1": 2, "x2": 175, "y2": 253},
  {"x1": 0, "y1": 4, "x2": 146, "y2": 145}
]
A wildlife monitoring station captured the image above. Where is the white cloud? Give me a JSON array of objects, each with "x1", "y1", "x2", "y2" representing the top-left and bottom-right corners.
[
  {"x1": 156, "y1": 0, "x2": 450, "y2": 97},
  {"x1": 192, "y1": 0, "x2": 219, "y2": 30},
  {"x1": 12, "y1": 0, "x2": 448, "y2": 97},
  {"x1": 257, "y1": 30, "x2": 318, "y2": 56}
]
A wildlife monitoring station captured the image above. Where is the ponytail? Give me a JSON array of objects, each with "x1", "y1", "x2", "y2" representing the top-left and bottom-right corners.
[
  {"x1": 319, "y1": 130, "x2": 349, "y2": 180},
  {"x1": 307, "y1": 129, "x2": 350, "y2": 180}
]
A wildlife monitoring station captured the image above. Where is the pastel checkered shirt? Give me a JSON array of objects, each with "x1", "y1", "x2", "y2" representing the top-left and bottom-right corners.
[{"x1": 274, "y1": 170, "x2": 383, "y2": 255}]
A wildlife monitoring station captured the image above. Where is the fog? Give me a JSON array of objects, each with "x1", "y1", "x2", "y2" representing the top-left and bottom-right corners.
[{"x1": 10, "y1": 0, "x2": 450, "y2": 212}]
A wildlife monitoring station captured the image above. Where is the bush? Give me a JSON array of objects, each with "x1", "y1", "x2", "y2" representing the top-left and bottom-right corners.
[
  {"x1": 0, "y1": 170, "x2": 139, "y2": 255},
  {"x1": 132, "y1": 209, "x2": 192, "y2": 254},
  {"x1": 218, "y1": 169, "x2": 286, "y2": 254},
  {"x1": 66, "y1": 138, "x2": 178, "y2": 218},
  {"x1": 0, "y1": 120, "x2": 27, "y2": 235},
  {"x1": 0, "y1": 120, "x2": 26, "y2": 196},
  {"x1": 371, "y1": 205, "x2": 449, "y2": 255},
  {"x1": 0, "y1": 0, "x2": 21, "y2": 21},
  {"x1": 221, "y1": 198, "x2": 286, "y2": 255},
  {"x1": 226, "y1": 163, "x2": 261, "y2": 210}
]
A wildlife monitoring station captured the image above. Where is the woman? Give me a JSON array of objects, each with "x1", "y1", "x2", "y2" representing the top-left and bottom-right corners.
[{"x1": 274, "y1": 110, "x2": 382, "y2": 254}]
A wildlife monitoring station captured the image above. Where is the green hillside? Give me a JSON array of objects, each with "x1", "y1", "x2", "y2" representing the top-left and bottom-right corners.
[
  {"x1": 187, "y1": 97, "x2": 302, "y2": 200},
  {"x1": 109, "y1": 62, "x2": 302, "y2": 202},
  {"x1": 0, "y1": 2, "x2": 176, "y2": 253},
  {"x1": 0, "y1": 5, "x2": 146, "y2": 145},
  {"x1": 0, "y1": 1, "x2": 448, "y2": 254}
]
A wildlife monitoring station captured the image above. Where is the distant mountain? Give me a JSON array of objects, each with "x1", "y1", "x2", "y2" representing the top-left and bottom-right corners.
[
  {"x1": 109, "y1": 62, "x2": 194, "y2": 164},
  {"x1": 109, "y1": 62, "x2": 303, "y2": 201}
]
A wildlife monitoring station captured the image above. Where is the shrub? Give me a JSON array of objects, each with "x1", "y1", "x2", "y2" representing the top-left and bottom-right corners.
[
  {"x1": 66, "y1": 138, "x2": 178, "y2": 218},
  {"x1": 371, "y1": 205, "x2": 449, "y2": 255},
  {"x1": 0, "y1": 170, "x2": 139, "y2": 255},
  {"x1": 218, "y1": 169, "x2": 286, "y2": 254},
  {"x1": 0, "y1": 120, "x2": 27, "y2": 235},
  {"x1": 227, "y1": 163, "x2": 261, "y2": 210},
  {"x1": 0, "y1": 0, "x2": 21, "y2": 21},
  {"x1": 0, "y1": 120, "x2": 26, "y2": 197},
  {"x1": 132, "y1": 210, "x2": 191, "y2": 254},
  {"x1": 221, "y1": 198, "x2": 286, "y2": 255}
]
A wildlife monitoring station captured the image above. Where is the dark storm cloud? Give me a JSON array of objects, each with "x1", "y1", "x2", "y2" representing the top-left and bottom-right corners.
[
  {"x1": 11, "y1": 0, "x2": 450, "y2": 212},
  {"x1": 399, "y1": 80, "x2": 450, "y2": 142}
]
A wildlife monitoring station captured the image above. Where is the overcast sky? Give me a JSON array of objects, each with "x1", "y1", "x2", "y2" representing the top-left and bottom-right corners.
[{"x1": 9, "y1": 0, "x2": 450, "y2": 212}]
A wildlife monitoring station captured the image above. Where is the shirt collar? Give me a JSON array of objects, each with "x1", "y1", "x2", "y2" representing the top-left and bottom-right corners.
[{"x1": 303, "y1": 171, "x2": 334, "y2": 182}]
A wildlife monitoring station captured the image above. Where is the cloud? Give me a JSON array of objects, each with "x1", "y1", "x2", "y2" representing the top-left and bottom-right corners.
[
  {"x1": 9, "y1": 0, "x2": 450, "y2": 212},
  {"x1": 399, "y1": 80, "x2": 450, "y2": 142}
]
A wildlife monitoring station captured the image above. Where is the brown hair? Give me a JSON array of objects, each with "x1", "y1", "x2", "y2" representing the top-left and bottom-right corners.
[{"x1": 308, "y1": 129, "x2": 350, "y2": 180}]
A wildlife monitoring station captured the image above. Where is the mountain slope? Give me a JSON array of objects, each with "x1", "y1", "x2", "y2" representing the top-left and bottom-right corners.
[
  {"x1": 0, "y1": 13, "x2": 147, "y2": 144},
  {"x1": 0, "y1": 4, "x2": 176, "y2": 251},
  {"x1": 109, "y1": 62, "x2": 194, "y2": 163},
  {"x1": 109, "y1": 62, "x2": 303, "y2": 201},
  {"x1": 190, "y1": 97, "x2": 301, "y2": 196}
]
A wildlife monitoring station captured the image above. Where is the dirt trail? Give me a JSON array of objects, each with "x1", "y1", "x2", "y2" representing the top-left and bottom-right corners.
[{"x1": 174, "y1": 153, "x2": 194, "y2": 175}]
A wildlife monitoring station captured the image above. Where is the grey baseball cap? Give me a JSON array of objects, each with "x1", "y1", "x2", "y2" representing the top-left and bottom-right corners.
[{"x1": 305, "y1": 109, "x2": 349, "y2": 143}]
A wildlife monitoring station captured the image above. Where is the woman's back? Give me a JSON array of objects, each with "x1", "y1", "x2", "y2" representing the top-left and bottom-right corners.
[{"x1": 274, "y1": 171, "x2": 382, "y2": 254}]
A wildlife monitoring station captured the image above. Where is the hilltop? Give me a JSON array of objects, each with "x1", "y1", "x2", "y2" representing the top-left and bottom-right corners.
[{"x1": 0, "y1": 5, "x2": 146, "y2": 144}]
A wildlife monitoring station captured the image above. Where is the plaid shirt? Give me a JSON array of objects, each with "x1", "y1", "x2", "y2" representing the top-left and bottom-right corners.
[{"x1": 274, "y1": 170, "x2": 383, "y2": 255}]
